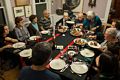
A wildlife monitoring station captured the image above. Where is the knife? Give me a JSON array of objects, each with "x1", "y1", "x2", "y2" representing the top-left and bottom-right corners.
[{"x1": 60, "y1": 64, "x2": 69, "y2": 72}]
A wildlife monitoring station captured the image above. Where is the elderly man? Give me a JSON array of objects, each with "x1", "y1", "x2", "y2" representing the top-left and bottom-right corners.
[
  {"x1": 75, "y1": 12, "x2": 85, "y2": 29},
  {"x1": 56, "y1": 12, "x2": 71, "y2": 27},
  {"x1": 18, "y1": 42, "x2": 62, "y2": 80},
  {"x1": 100, "y1": 28, "x2": 120, "y2": 56},
  {"x1": 39, "y1": 10, "x2": 51, "y2": 30}
]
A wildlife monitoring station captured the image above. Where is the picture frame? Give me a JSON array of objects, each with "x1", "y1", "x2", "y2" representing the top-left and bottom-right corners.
[
  {"x1": 13, "y1": 6, "x2": 25, "y2": 17},
  {"x1": 15, "y1": 0, "x2": 30, "y2": 6},
  {"x1": 25, "y1": 5, "x2": 32, "y2": 17}
]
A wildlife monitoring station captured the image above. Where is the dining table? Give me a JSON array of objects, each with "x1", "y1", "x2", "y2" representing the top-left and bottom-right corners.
[{"x1": 7, "y1": 27, "x2": 101, "y2": 80}]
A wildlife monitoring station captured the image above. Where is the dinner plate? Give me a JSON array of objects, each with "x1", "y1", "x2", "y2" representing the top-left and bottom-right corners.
[
  {"x1": 74, "y1": 38, "x2": 87, "y2": 45},
  {"x1": 80, "y1": 48, "x2": 95, "y2": 57},
  {"x1": 70, "y1": 28, "x2": 83, "y2": 36},
  {"x1": 70, "y1": 62, "x2": 88, "y2": 74},
  {"x1": 41, "y1": 30, "x2": 49, "y2": 34},
  {"x1": 19, "y1": 49, "x2": 32, "y2": 57},
  {"x1": 29, "y1": 36, "x2": 40, "y2": 40},
  {"x1": 50, "y1": 59, "x2": 66, "y2": 70},
  {"x1": 13, "y1": 42, "x2": 25, "y2": 48},
  {"x1": 88, "y1": 41, "x2": 101, "y2": 48},
  {"x1": 66, "y1": 21, "x2": 75, "y2": 24}
]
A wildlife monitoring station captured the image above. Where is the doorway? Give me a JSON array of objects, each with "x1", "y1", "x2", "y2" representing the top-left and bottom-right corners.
[{"x1": 110, "y1": 0, "x2": 120, "y2": 19}]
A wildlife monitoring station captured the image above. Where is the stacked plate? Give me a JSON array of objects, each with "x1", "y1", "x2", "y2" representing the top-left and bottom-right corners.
[
  {"x1": 19, "y1": 48, "x2": 32, "y2": 58},
  {"x1": 80, "y1": 48, "x2": 95, "y2": 57},
  {"x1": 66, "y1": 21, "x2": 75, "y2": 24},
  {"x1": 29, "y1": 36, "x2": 40, "y2": 41},
  {"x1": 41, "y1": 30, "x2": 49, "y2": 34},
  {"x1": 12, "y1": 42, "x2": 25, "y2": 48},
  {"x1": 70, "y1": 62, "x2": 88, "y2": 74}
]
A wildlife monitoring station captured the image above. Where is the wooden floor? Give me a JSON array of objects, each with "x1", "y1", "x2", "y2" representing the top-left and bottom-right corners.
[{"x1": 1, "y1": 66, "x2": 20, "y2": 80}]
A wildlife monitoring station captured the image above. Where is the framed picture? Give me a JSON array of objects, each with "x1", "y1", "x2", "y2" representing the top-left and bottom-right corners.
[
  {"x1": 25, "y1": 5, "x2": 32, "y2": 17},
  {"x1": 13, "y1": 6, "x2": 25, "y2": 17},
  {"x1": 15, "y1": 0, "x2": 30, "y2": 6}
]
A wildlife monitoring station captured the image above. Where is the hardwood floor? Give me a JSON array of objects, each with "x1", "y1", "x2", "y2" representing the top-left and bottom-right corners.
[{"x1": 1, "y1": 66, "x2": 20, "y2": 80}]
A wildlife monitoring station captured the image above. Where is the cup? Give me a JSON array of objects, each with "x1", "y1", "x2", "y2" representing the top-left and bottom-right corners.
[{"x1": 35, "y1": 37, "x2": 41, "y2": 42}]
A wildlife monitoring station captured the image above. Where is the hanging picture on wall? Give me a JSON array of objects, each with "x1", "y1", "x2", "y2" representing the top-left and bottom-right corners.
[
  {"x1": 13, "y1": 6, "x2": 25, "y2": 17},
  {"x1": 15, "y1": 0, "x2": 30, "y2": 6},
  {"x1": 25, "y1": 5, "x2": 32, "y2": 17}
]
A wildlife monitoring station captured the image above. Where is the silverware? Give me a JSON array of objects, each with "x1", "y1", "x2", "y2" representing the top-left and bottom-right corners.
[
  {"x1": 70, "y1": 69, "x2": 82, "y2": 77},
  {"x1": 60, "y1": 64, "x2": 69, "y2": 72}
]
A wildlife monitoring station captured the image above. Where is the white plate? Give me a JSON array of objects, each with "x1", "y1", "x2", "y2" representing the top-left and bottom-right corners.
[
  {"x1": 80, "y1": 49, "x2": 95, "y2": 57},
  {"x1": 19, "y1": 49, "x2": 32, "y2": 57},
  {"x1": 41, "y1": 30, "x2": 49, "y2": 34},
  {"x1": 29, "y1": 36, "x2": 40, "y2": 40},
  {"x1": 13, "y1": 42, "x2": 25, "y2": 48},
  {"x1": 88, "y1": 41, "x2": 101, "y2": 48},
  {"x1": 66, "y1": 21, "x2": 75, "y2": 24},
  {"x1": 70, "y1": 62, "x2": 88, "y2": 74},
  {"x1": 50, "y1": 59, "x2": 66, "y2": 70},
  {"x1": 58, "y1": 26, "x2": 68, "y2": 33},
  {"x1": 74, "y1": 38, "x2": 87, "y2": 45}
]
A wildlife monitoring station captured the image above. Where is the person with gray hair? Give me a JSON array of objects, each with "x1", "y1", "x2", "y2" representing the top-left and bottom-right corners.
[
  {"x1": 39, "y1": 10, "x2": 51, "y2": 30},
  {"x1": 56, "y1": 12, "x2": 71, "y2": 27},
  {"x1": 83, "y1": 11, "x2": 104, "y2": 42},
  {"x1": 100, "y1": 28, "x2": 119, "y2": 53}
]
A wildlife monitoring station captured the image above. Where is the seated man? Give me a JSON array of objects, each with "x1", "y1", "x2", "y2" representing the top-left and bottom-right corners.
[
  {"x1": 75, "y1": 12, "x2": 85, "y2": 29},
  {"x1": 18, "y1": 42, "x2": 62, "y2": 80},
  {"x1": 39, "y1": 10, "x2": 51, "y2": 30},
  {"x1": 56, "y1": 12, "x2": 71, "y2": 27}
]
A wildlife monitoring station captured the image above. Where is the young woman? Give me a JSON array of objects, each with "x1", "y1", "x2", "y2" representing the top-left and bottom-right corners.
[
  {"x1": 95, "y1": 51, "x2": 119, "y2": 80},
  {"x1": 0, "y1": 25, "x2": 19, "y2": 69},
  {"x1": 14, "y1": 17, "x2": 30, "y2": 42},
  {"x1": 27, "y1": 15, "x2": 42, "y2": 36}
]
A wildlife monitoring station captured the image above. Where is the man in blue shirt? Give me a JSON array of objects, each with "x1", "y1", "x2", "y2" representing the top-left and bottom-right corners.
[{"x1": 18, "y1": 42, "x2": 62, "y2": 80}]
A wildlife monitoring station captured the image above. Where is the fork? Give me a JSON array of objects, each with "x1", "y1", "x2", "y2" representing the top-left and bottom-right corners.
[{"x1": 70, "y1": 69, "x2": 82, "y2": 77}]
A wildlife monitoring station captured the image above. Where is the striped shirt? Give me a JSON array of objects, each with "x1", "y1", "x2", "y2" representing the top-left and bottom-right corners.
[{"x1": 39, "y1": 17, "x2": 51, "y2": 30}]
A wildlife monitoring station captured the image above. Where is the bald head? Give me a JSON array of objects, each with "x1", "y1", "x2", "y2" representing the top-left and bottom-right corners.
[
  {"x1": 43, "y1": 10, "x2": 49, "y2": 18},
  {"x1": 77, "y1": 12, "x2": 84, "y2": 20},
  {"x1": 63, "y1": 12, "x2": 69, "y2": 20}
]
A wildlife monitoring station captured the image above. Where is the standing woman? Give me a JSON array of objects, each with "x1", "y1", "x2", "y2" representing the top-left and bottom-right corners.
[{"x1": 14, "y1": 17, "x2": 30, "y2": 42}]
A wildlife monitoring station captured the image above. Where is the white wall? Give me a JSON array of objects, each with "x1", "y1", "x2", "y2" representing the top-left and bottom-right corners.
[{"x1": 83, "y1": 0, "x2": 112, "y2": 22}]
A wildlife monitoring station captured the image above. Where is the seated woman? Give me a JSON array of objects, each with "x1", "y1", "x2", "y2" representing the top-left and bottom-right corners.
[
  {"x1": 0, "y1": 25, "x2": 19, "y2": 69},
  {"x1": 95, "y1": 51, "x2": 119, "y2": 80},
  {"x1": 14, "y1": 17, "x2": 30, "y2": 42},
  {"x1": 83, "y1": 11, "x2": 104, "y2": 43},
  {"x1": 27, "y1": 15, "x2": 42, "y2": 37},
  {"x1": 56, "y1": 12, "x2": 71, "y2": 28}
]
